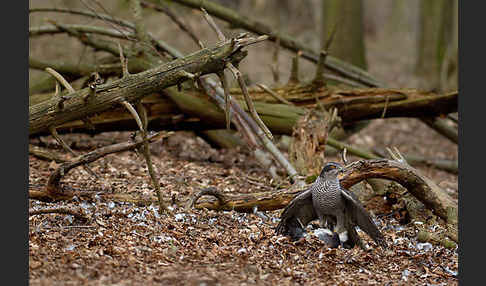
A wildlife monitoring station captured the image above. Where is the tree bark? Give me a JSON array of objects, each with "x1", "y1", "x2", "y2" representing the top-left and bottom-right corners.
[
  {"x1": 416, "y1": 0, "x2": 450, "y2": 90},
  {"x1": 29, "y1": 40, "x2": 248, "y2": 136},
  {"x1": 30, "y1": 85, "x2": 457, "y2": 136},
  {"x1": 322, "y1": 0, "x2": 367, "y2": 69}
]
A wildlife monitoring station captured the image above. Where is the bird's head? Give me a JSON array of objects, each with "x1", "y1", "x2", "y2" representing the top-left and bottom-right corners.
[{"x1": 319, "y1": 162, "x2": 343, "y2": 179}]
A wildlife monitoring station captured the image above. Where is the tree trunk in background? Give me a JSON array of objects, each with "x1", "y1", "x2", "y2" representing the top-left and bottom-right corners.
[
  {"x1": 387, "y1": 0, "x2": 408, "y2": 37},
  {"x1": 322, "y1": 0, "x2": 367, "y2": 70},
  {"x1": 321, "y1": 0, "x2": 368, "y2": 144},
  {"x1": 441, "y1": 0, "x2": 458, "y2": 91},
  {"x1": 416, "y1": 0, "x2": 454, "y2": 91}
]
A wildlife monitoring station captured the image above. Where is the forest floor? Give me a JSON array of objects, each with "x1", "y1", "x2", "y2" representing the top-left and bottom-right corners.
[
  {"x1": 29, "y1": 2, "x2": 458, "y2": 285},
  {"x1": 28, "y1": 124, "x2": 458, "y2": 285}
]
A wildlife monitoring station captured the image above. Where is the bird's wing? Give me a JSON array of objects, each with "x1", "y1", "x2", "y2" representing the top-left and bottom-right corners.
[
  {"x1": 340, "y1": 188, "x2": 387, "y2": 248},
  {"x1": 275, "y1": 188, "x2": 317, "y2": 236}
]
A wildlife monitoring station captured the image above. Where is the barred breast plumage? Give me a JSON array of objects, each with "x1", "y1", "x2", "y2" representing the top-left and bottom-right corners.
[{"x1": 276, "y1": 162, "x2": 387, "y2": 250}]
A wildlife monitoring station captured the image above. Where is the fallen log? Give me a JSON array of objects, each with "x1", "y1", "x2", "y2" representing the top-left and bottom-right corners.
[
  {"x1": 192, "y1": 159, "x2": 457, "y2": 225},
  {"x1": 165, "y1": 0, "x2": 458, "y2": 144},
  {"x1": 30, "y1": 86, "x2": 457, "y2": 136}
]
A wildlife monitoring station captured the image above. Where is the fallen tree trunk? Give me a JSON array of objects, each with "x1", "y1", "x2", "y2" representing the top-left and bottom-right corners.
[
  {"x1": 29, "y1": 38, "x2": 248, "y2": 136},
  {"x1": 192, "y1": 159, "x2": 457, "y2": 225},
  {"x1": 30, "y1": 86, "x2": 457, "y2": 136}
]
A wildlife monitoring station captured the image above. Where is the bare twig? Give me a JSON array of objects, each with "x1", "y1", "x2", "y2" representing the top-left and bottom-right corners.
[
  {"x1": 341, "y1": 148, "x2": 348, "y2": 165},
  {"x1": 190, "y1": 187, "x2": 227, "y2": 208},
  {"x1": 324, "y1": 21, "x2": 338, "y2": 52},
  {"x1": 45, "y1": 131, "x2": 172, "y2": 199},
  {"x1": 421, "y1": 117, "x2": 458, "y2": 144},
  {"x1": 140, "y1": 0, "x2": 204, "y2": 48},
  {"x1": 325, "y1": 137, "x2": 380, "y2": 160},
  {"x1": 138, "y1": 103, "x2": 170, "y2": 214},
  {"x1": 373, "y1": 147, "x2": 458, "y2": 174},
  {"x1": 129, "y1": 0, "x2": 162, "y2": 62},
  {"x1": 311, "y1": 50, "x2": 328, "y2": 88},
  {"x1": 381, "y1": 95, "x2": 390, "y2": 118},
  {"x1": 49, "y1": 126, "x2": 98, "y2": 178},
  {"x1": 271, "y1": 35, "x2": 281, "y2": 83},
  {"x1": 30, "y1": 8, "x2": 175, "y2": 60},
  {"x1": 44, "y1": 67, "x2": 75, "y2": 93},
  {"x1": 200, "y1": 78, "x2": 301, "y2": 184},
  {"x1": 29, "y1": 207, "x2": 88, "y2": 220},
  {"x1": 256, "y1": 84, "x2": 294, "y2": 106},
  {"x1": 120, "y1": 99, "x2": 169, "y2": 214},
  {"x1": 118, "y1": 42, "x2": 130, "y2": 78},
  {"x1": 29, "y1": 144, "x2": 66, "y2": 163},
  {"x1": 312, "y1": 21, "x2": 337, "y2": 88},
  {"x1": 201, "y1": 8, "x2": 226, "y2": 41},
  {"x1": 196, "y1": 77, "x2": 258, "y2": 148},
  {"x1": 30, "y1": 24, "x2": 134, "y2": 39},
  {"x1": 30, "y1": 7, "x2": 133, "y2": 30},
  {"x1": 48, "y1": 19, "x2": 124, "y2": 57},
  {"x1": 227, "y1": 63, "x2": 273, "y2": 141},
  {"x1": 120, "y1": 101, "x2": 143, "y2": 131},
  {"x1": 288, "y1": 51, "x2": 301, "y2": 85},
  {"x1": 79, "y1": 0, "x2": 132, "y2": 39},
  {"x1": 216, "y1": 71, "x2": 232, "y2": 130}
]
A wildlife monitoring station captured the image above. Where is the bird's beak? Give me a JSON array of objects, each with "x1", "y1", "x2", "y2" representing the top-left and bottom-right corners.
[{"x1": 336, "y1": 168, "x2": 345, "y2": 179}]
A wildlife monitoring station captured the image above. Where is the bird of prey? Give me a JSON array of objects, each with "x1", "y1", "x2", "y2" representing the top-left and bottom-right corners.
[{"x1": 276, "y1": 162, "x2": 387, "y2": 249}]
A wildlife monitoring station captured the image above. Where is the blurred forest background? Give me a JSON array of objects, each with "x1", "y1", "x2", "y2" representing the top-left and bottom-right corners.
[{"x1": 30, "y1": 0, "x2": 458, "y2": 92}]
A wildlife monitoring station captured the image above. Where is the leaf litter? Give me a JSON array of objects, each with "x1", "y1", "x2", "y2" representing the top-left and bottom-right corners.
[{"x1": 29, "y1": 131, "x2": 458, "y2": 285}]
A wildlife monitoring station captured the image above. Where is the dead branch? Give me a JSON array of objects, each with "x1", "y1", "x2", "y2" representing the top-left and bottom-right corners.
[
  {"x1": 30, "y1": 7, "x2": 133, "y2": 30},
  {"x1": 29, "y1": 144, "x2": 67, "y2": 163},
  {"x1": 227, "y1": 63, "x2": 273, "y2": 140},
  {"x1": 165, "y1": 0, "x2": 457, "y2": 144},
  {"x1": 30, "y1": 57, "x2": 125, "y2": 79},
  {"x1": 217, "y1": 71, "x2": 232, "y2": 130},
  {"x1": 30, "y1": 24, "x2": 133, "y2": 39},
  {"x1": 191, "y1": 159, "x2": 456, "y2": 224},
  {"x1": 140, "y1": 0, "x2": 204, "y2": 48},
  {"x1": 421, "y1": 117, "x2": 458, "y2": 144},
  {"x1": 29, "y1": 207, "x2": 88, "y2": 220},
  {"x1": 256, "y1": 84, "x2": 294, "y2": 106},
  {"x1": 201, "y1": 8, "x2": 226, "y2": 41},
  {"x1": 40, "y1": 131, "x2": 171, "y2": 200},
  {"x1": 288, "y1": 51, "x2": 301, "y2": 85},
  {"x1": 44, "y1": 67, "x2": 75, "y2": 93},
  {"x1": 29, "y1": 35, "x2": 252, "y2": 136},
  {"x1": 121, "y1": 98, "x2": 170, "y2": 213},
  {"x1": 326, "y1": 137, "x2": 379, "y2": 160},
  {"x1": 30, "y1": 7, "x2": 179, "y2": 60},
  {"x1": 373, "y1": 147, "x2": 458, "y2": 174},
  {"x1": 32, "y1": 86, "x2": 457, "y2": 137},
  {"x1": 199, "y1": 78, "x2": 301, "y2": 183},
  {"x1": 190, "y1": 187, "x2": 227, "y2": 208},
  {"x1": 49, "y1": 126, "x2": 98, "y2": 179}
]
